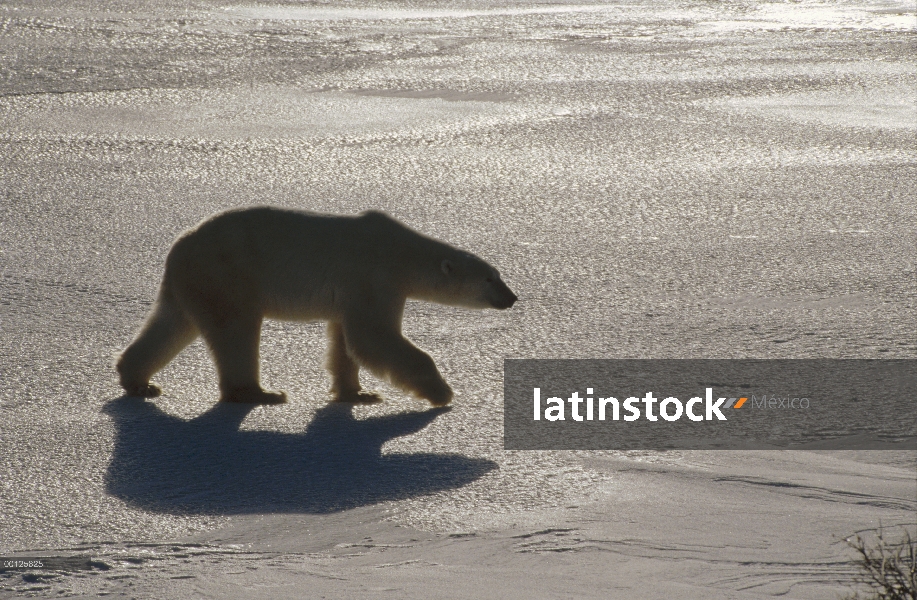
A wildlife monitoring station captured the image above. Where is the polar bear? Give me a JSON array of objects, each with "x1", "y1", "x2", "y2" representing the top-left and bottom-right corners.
[{"x1": 116, "y1": 207, "x2": 517, "y2": 405}]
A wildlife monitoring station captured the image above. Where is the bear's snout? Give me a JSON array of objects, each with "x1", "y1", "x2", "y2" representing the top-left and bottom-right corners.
[
  {"x1": 499, "y1": 292, "x2": 518, "y2": 309},
  {"x1": 490, "y1": 280, "x2": 518, "y2": 309}
]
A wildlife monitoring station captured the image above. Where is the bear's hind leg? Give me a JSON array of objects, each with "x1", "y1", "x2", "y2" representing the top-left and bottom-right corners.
[
  {"x1": 198, "y1": 314, "x2": 286, "y2": 404},
  {"x1": 342, "y1": 317, "x2": 453, "y2": 406},
  {"x1": 326, "y1": 322, "x2": 382, "y2": 404},
  {"x1": 117, "y1": 288, "x2": 198, "y2": 397}
]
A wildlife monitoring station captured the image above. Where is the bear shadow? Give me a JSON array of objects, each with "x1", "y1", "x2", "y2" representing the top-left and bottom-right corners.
[{"x1": 103, "y1": 398, "x2": 497, "y2": 515}]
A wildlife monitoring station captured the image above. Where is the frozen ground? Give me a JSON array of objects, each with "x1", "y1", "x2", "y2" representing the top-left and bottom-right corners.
[{"x1": 1, "y1": 0, "x2": 915, "y2": 598}]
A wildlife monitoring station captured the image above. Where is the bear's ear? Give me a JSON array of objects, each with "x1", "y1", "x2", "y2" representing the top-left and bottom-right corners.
[{"x1": 441, "y1": 259, "x2": 455, "y2": 276}]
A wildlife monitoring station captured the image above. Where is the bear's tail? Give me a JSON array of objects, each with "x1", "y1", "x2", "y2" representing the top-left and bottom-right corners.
[{"x1": 116, "y1": 284, "x2": 199, "y2": 394}]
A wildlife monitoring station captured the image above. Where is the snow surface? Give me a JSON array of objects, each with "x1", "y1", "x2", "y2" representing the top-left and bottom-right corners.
[{"x1": 1, "y1": 0, "x2": 914, "y2": 597}]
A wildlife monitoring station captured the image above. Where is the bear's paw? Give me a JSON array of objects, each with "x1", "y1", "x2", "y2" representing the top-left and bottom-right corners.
[
  {"x1": 331, "y1": 390, "x2": 385, "y2": 405},
  {"x1": 221, "y1": 388, "x2": 288, "y2": 404},
  {"x1": 122, "y1": 382, "x2": 162, "y2": 398}
]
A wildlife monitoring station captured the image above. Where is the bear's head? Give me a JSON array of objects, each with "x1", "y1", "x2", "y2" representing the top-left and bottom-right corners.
[{"x1": 436, "y1": 252, "x2": 517, "y2": 310}]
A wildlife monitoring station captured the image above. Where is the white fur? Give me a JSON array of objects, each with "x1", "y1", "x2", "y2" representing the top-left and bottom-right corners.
[{"x1": 116, "y1": 207, "x2": 516, "y2": 405}]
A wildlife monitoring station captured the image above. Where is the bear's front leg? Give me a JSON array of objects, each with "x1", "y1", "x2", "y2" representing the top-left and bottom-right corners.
[
  {"x1": 342, "y1": 317, "x2": 453, "y2": 406},
  {"x1": 325, "y1": 322, "x2": 382, "y2": 404}
]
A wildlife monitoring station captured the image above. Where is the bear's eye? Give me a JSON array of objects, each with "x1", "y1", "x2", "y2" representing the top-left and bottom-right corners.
[{"x1": 485, "y1": 277, "x2": 494, "y2": 283}]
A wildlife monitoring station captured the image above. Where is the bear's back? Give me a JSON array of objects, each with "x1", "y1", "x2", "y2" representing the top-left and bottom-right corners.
[{"x1": 166, "y1": 207, "x2": 451, "y2": 317}]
